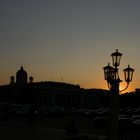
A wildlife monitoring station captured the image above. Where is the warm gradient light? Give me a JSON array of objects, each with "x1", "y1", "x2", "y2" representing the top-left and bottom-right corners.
[
  {"x1": 0, "y1": 0, "x2": 139, "y2": 92},
  {"x1": 119, "y1": 83, "x2": 128, "y2": 94},
  {"x1": 119, "y1": 82, "x2": 134, "y2": 94}
]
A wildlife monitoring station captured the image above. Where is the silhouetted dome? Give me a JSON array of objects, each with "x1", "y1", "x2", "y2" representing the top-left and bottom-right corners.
[
  {"x1": 16, "y1": 66, "x2": 28, "y2": 86},
  {"x1": 10, "y1": 76, "x2": 15, "y2": 81},
  {"x1": 10, "y1": 76, "x2": 15, "y2": 85},
  {"x1": 16, "y1": 66, "x2": 27, "y2": 75},
  {"x1": 29, "y1": 76, "x2": 34, "y2": 83}
]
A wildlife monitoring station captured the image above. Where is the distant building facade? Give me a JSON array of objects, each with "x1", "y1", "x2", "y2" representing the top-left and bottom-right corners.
[{"x1": 0, "y1": 66, "x2": 111, "y2": 107}]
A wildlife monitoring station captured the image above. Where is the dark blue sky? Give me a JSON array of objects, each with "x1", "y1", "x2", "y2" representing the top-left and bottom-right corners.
[{"x1": 0, "y1": 0, "x2": 139, "y2": 92}]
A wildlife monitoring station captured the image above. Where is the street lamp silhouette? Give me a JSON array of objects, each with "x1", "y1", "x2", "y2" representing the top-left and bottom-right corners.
[{"x1": 103, "y1": 49, "x2": 134, "y2": 140}]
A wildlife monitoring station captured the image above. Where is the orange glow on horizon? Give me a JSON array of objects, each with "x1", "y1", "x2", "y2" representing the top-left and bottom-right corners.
[{"x1": 119, "y1": 82, "x2": 135, "y2": 94}]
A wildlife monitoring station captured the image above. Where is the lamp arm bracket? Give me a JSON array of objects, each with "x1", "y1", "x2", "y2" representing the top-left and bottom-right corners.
[
  {"x1": 107, "y1": 82, "x2": 112, "y2": 90},
  {"x1": 120, "y1": 82, "x2": 129, "y2": 92}
]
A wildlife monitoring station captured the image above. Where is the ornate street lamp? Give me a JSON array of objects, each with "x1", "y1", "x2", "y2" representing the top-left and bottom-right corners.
[
  {"x1": 103, "y1": 49, "x2": 134, "y2": 140},
  {"x1": 103, "y1": 49, "x2": 134, "y2": 92}
]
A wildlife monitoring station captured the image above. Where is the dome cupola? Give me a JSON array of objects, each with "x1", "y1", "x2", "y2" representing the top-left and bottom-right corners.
[{"x1": 16, "y1": 66, "x2": 28, "y2": 86}]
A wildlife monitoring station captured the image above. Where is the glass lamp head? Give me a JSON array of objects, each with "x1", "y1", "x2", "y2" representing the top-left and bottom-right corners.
[
  {"x1": 103, "y1": 63, "x2": 115, "y2": 81},
  {"x1": 111, "y1": 49, "x2": 122, "y2": 67},
  {"x1": 124, "y1": 65, "x2": 134, "y2": 83}
]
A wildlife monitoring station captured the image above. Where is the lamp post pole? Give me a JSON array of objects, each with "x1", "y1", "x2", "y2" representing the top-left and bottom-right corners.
[
  {"x1": 103, "y1": 49, "x2": 134, "y2": 140},
  {"x1": 110, "y1": 80, "x2": 120, "y2": 140}
]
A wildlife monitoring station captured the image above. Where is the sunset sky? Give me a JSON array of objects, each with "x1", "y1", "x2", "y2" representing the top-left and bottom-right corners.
[{"x1": 1, "y1": 0, "x2": 140, "y2": 92}]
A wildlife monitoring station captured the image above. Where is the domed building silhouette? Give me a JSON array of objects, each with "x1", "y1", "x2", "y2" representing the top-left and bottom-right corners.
[
  {"x1": 16, "y1": 66, "x2": 28, "y2": 86},
  {"x1": 0, "y1": 65, "x2": 112, "y2": 108}
]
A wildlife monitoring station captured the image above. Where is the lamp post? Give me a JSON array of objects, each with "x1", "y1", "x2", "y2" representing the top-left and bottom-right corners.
[{"x1": 103, "y1": 49, "x2": 134, "y2": 140}]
